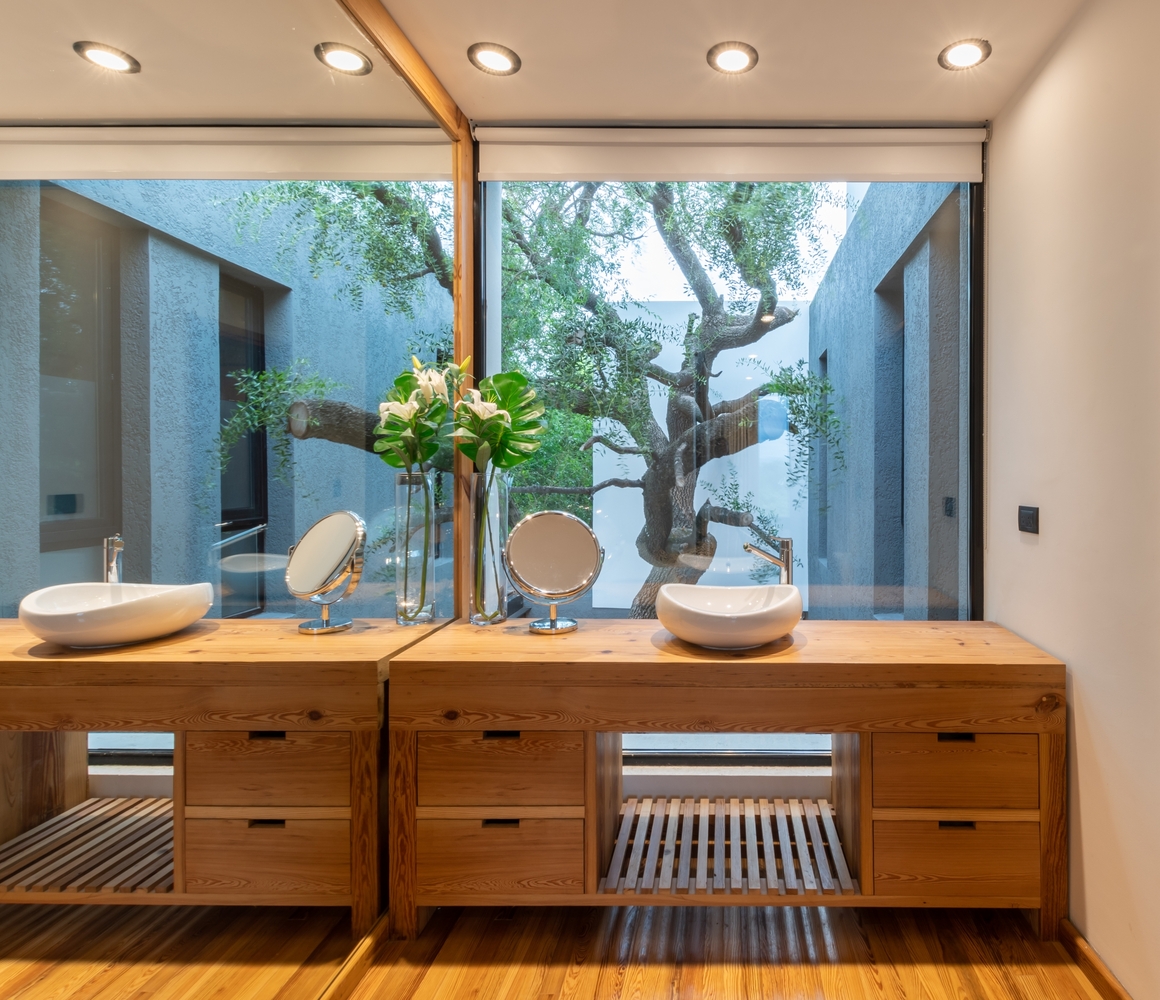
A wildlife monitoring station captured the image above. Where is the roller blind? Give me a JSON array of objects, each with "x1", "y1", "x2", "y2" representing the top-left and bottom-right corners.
[
  {"x1": 0, "y1": 127, "x2": 452, "y2": 181},
  {"x1": 477, "y1": 127, "x2": 984, "y2": 182}
]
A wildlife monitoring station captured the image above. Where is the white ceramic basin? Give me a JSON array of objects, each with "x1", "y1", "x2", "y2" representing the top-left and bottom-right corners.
[
  {"x1": 18, "y1": 582, "x2": 214, "y2": 648},
  {"x1": 656, "y1": 583, "x2": 802, "y2": 650}
]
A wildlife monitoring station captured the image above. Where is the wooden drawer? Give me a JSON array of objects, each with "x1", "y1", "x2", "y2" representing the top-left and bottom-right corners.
[
  {"x1": 417, "y1": 818, "x2": 584, "y2": 895},
  {"x1": 873, "y1": 734, "x2": 1038, "y2": 809},
  {"x1": 418, "y1": 731, "x2": 584, "y2": 806},
  {"x1": 185, "y1": 731, "x2": 350, "y2": 807},
  {"x1": 873, "y1": 821, "x2": 1040, "y2": 898},
  {"x1": 185, "y1": 818, "x2": 350, "y2": 895}
]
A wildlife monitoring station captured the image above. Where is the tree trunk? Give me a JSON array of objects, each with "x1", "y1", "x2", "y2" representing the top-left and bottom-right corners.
[{"x1": 287, "y1": 399, "x2": 378, "y2": 452}]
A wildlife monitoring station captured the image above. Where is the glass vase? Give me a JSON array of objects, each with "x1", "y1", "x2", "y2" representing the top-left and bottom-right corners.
[
  {"x1": 395, "y1": 470, "x2": 435, "y2": 625},
  {"x1": 470, "y1": 468, "x2": 509, "y2": 626}
]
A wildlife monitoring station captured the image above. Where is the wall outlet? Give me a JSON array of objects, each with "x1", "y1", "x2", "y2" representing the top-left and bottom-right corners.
[{"x1": 1018, "y1": 506, "x2": 1039, "y2": 534}]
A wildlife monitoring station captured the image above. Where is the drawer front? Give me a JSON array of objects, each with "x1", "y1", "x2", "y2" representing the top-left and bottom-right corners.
[
  {"x1": 417, "y1": 818, "x2": 584, "y2": 895},
  {"x1": 185, "y1": 818, "x2": 350, "y2": 895},
  {"x1": 873, "y1": 734, "x2": 1039, "y2": 809},
  {"x1": 418, "y1": 731, "x2": 584, "y2": 806},
  {"x1": 873, "y1": 821, "x2": 1040, "y2": 898},
  {"x1": 186, "y1": 731, "x2": 350, "y2": 807}
]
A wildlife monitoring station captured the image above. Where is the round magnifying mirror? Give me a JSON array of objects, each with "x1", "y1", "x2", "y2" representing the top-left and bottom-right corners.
[
  {"x1": 504, "y1": 511, "x2": 604, "y2": 635},
  {"x1": 285, "y1": 510, "x2": 366, "y2": 634}
]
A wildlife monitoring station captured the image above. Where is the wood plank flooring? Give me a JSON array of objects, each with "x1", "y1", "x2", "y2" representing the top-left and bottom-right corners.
[
  {"x1": 0, "y1": 904, "x2": 353, "y2": 999},
  {"x1": 350, "y1": 907, "x2": 1104, "y2": 1000}
]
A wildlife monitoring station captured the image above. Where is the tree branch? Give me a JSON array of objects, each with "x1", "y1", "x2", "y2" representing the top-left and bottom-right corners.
[
  {"x1": 287, "y1": 399, "x2": 378, "y2": 452},
  {"x1": 580, "y1": 435, "x2": 642, "y2": 455},
  {"x1": 704, "y1": 304, "x2": 798, "y2": 357},
  {"x1": 696, "y1": 501, "x2": 754, "y2": 545},
  {"x1": 512, "y1": 477, "x2": 644, "y2": 496},
  {"x1": 646, "y1": 182, "x2": 722, "y2": 317}
]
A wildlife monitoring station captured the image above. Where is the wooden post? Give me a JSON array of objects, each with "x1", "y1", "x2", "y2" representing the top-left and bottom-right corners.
[
  {"x1": 336, "y1": 0, "x2": 476, "y2": 618},
  {"x1": 387, "y1": 728, "x2": 418, "y2": 939},
  {"x1": 350, "y1": 728, "x2": 380, "y2": 937},
  {"x1": 0, "y1": 731, "x2": 88, "y2": 845},
  {"x1": 1039, "y1": 729, "x2": 1068, "y2": 941}
]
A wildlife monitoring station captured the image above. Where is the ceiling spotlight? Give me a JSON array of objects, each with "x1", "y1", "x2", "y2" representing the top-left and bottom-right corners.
[
  {"x1": 468, "y1": 42, "x2": 521, "y2": 76},
  {"x1": 73, "y1": 41, "x2": 140, "y2": 74},
  {"x1": 707, "y1": 41, "x2": 758, "y2": 74},
  {"x1": 314, "y1": 42, "x2": 372, "y2": 76},
  {"x1": 938, "y1": 38, "x2": 991, "y2": 70}
]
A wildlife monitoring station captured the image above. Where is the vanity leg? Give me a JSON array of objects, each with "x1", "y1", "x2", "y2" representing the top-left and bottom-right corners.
[
  {"x1": 387, "y1": 728, "x2": 419, "y2": 939},
  {"x1": 351, "y1": 729, "x2": 381, "y2": 938},
  {"x1": 1039, "y1": 730, "x2": 1068, "y2": 941},
  {"x1": 1, "y1": 732, "x2": 87, "y2": 845}
]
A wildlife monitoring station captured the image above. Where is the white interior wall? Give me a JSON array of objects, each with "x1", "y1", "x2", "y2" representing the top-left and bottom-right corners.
[{"x1": 987, "y1": 0, "x2": 1160, "y2": 994}]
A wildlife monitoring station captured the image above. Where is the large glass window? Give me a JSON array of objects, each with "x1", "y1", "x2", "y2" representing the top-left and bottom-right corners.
[
  {"x1": 487, "y1": 180, "x2": 974, "y2": 622},
  {"x1": 1, "y1": 179, "x2": 455, "y2": 622}
]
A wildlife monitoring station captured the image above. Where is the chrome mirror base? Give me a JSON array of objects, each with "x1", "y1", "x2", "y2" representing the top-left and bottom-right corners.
[
  {"x1": 528, "y1": 603, "x2": 577, "y2": 635},
  {"x1": 297, "y1": 603, "x2": 352, "y2": 634}
]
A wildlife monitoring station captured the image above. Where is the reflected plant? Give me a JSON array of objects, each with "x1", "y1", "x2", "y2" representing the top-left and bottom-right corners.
[{"x1": 218, "y1": 361, "x2": 341, "y2": 482}]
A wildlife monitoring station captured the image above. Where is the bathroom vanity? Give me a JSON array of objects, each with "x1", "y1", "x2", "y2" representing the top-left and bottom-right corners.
[
  {"x1": 386, "y1": 619, "x2": 1067, "y2": 940},
  {"x1": 0, "y1": 618, "x2": 440, "y2": 936}
]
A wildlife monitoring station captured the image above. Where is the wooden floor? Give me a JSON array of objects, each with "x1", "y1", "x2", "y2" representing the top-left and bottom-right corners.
[
  {"x1": 0, "y1": 904, "x2": 353, "y2": 999},
  {"x1": 351, "y1": 907, "x2": 1103, "y2": 1000}
]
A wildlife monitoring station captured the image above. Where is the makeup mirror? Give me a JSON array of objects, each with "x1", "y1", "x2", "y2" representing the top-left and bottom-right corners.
[
  {"x1": 285, "y1": 510, "x2": 366, "y2": 634},
  {"x1": 504, "y1": 511, "x2": 604, "y2": 634}
]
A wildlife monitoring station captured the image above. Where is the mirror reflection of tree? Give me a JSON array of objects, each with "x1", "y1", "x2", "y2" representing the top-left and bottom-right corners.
[{"x1": 223, "y1": 180, "x2": 843, "y2": 617}]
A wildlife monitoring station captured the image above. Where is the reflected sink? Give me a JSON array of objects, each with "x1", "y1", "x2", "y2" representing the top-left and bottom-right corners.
[
  {"x1": 656, "y1": 583, "x2": 802, "y2": 650},
  {"x1": 19, "y1": 582, "x2": 214, "y2": 648}
]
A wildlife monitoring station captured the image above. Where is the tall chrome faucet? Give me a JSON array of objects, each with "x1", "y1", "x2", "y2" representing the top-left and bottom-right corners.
[
  {"x1": 743, "y1": 537, "x2": 793, "y2": 586},
  {"x1": 104, "y1": 534, "x2": 124, "y2": 584}
]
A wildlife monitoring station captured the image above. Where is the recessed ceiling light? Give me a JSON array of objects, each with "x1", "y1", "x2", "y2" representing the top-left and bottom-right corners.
[
  {"x1": 73, "y1": 41, "x2": 140, "y2": 74},
  {"x1": 314, "y1": 42, "x2": 372, "y2": 76},
  {"x1": 468, "y1": 42, "x2": 521, "y2": 76},
  {"x1": 707, "y1": 41, "x2": 758, "y2": 74},
  {"x1": 938, "y1": 38, "x2": 992, "y2": 70}
]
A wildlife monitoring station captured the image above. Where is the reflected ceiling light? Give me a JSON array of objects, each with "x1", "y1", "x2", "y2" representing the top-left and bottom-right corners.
[
  {"x1": 938, "y1": 38, "x2": 991, "y2": 70},
  {"x1": 314, "y1": 42, "x2": 373, "y2": 75},
  {"x1": 707, "y1": 41, "x2": 758, "y2": 74},
  {"x1": 468, "y1": 42, "x2": 521, "y2": 76},
  {"x1": 760, "y1": 313, "x2": 775, "y2": 324},
  {"x1": 73, "y1": 41, "x2": 140, "y2": 73}
]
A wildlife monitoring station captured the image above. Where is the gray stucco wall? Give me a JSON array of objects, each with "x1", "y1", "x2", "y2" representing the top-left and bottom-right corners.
[
  {"x1": 808, "y1": 183, "x2": 970, "y2": 620},
  {"x1": 0, "y1": 184, "x2": 41, "y2": 617}
]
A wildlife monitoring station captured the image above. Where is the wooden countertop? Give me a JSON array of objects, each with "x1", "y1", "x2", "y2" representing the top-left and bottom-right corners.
[
  {"x1": 0, "y1": 619, "x2": 443, "y2": 687},
  {"x1": 388, "y1": 620, "x2": 1066, "y2": 733},
  {"x1": 0, "y1": 618, "x2": 447, "y2": 731}
]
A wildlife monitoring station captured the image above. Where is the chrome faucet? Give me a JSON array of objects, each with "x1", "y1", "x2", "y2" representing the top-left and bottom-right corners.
[
  {"x1": 103, "y1": 534, "x2": 124, "y2": 584},
  {"x1": 744, "y1": 537, "x2": 793, "y2": 586}
]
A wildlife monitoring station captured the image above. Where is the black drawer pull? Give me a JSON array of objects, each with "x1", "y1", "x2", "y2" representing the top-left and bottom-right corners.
[
  {"x1": 248, "y1": 731, "x2": 287, "y2": 740},
  {"x1": 482, "y1": 818, "x2": 520, "y2": 828},
  {"x1": 248, "y1": 819, "x2": 286, "y2": 828},
  {"x1": 937, "y1": 733, "x2": 976, "y2": 742},
  {"x1": 938, "y1": 820, "x2": 976, "y2": 830},
  {"x1": 482, "y1": 731, "x2": 521, "y2": 740}
]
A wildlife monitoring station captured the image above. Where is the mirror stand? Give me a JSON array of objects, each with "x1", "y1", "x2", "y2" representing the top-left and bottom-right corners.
[
  {"x1": 298, "y1": 598, "x2": 353, "y2": 635},
  {"x1": 529, "y1": 602, "x2": 578, "y2": 635}
]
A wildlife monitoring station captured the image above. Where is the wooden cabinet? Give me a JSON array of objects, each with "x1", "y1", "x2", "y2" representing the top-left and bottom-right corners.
[
  {"x1": 872, "y1": 734, "x2": 1039, "y2": 809},
  {"x1": 873, "y1": 820, "x2": 1041, "y2": 898},
  {"x1": 186, "y1": 731, "x2": 351, "y2": 807},
  {"x1": 418, "y1": 731, "x2": 584, "y2": 806},
  {"x1": 412, "y1": 730, "x2": 601, "y2": 897},
  {"x1": 416, "y1": 818, "x2": 584, "y2": 895},
  {"x1": 185, "y1": 818, "x2": 351, "y2": 895}
]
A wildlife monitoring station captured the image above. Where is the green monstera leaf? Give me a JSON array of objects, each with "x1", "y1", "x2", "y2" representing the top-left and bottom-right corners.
[{"x1": 452, "y1": 371, "x2": 546, "y2": 473}]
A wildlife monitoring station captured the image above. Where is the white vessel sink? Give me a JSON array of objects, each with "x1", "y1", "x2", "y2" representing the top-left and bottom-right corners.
[
  {"x1": 656, "y1": 583, "x2": 802, "y2": 650},
  {"x1": 19, "y1": 582, "x2": 214, "y2": 648}
]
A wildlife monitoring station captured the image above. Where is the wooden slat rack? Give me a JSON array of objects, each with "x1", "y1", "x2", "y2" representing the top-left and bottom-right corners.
[
  {"x1": 600, "y1": 796, "x2": 858, "y2": 897},
  {"x1": 0, "y1": 798, "x2": 173, "y2": 895}
]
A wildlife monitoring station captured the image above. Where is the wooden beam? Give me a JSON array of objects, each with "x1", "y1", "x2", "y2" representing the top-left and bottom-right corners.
[{"x1": 334, "y1": 0, "x2": 477, "y2": 616}]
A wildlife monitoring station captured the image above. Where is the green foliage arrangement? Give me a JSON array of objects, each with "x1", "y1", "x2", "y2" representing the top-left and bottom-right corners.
[
  {"x1": 451, "y1": 372, "x2": 546, "y2": 474},
  {"x1": 218, "y1": 361, "x2": 340, "y2": 481}
]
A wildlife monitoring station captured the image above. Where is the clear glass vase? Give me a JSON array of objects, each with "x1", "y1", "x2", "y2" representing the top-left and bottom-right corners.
[
  {"x1": 470, "y1": 468, "x2": 509, "y2": 626},
  {"x1": 395, "y1": 470, "x2": 435, "y2": 625}
]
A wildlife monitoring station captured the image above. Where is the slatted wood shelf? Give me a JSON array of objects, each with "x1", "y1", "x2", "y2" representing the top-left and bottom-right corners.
[
  {"x1": 0, "y1": 797, "x2": 173, "y2": 895},
  {"x1": 600, "y1": 795, "x2": 858, "y2": 897}
]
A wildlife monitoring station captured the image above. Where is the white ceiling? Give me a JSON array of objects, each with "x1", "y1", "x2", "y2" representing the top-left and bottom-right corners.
[
  {"x1": 0, "y1": 0, "x2": 438, "y2": 126},
  {"x1": 384, "y1": 0, "x2": 1085, "y2": 126}
]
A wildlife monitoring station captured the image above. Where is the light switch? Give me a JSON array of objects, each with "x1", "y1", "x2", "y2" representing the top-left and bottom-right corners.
[{"x1": 1018, "y1": 506, "x2": 1039, "y2": 534}]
